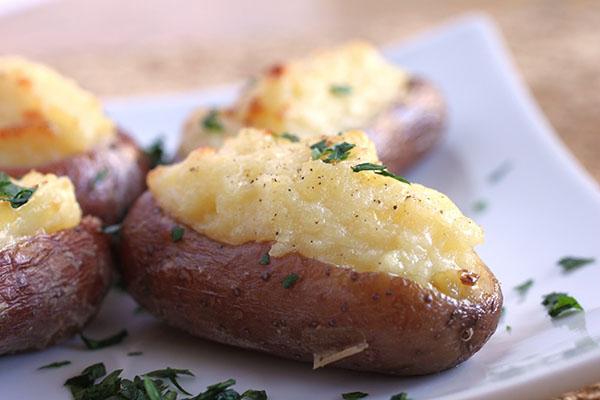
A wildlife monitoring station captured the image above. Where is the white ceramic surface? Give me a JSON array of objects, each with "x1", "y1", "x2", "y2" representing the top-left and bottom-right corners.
[{"x1": 2, "y1": 15, "x2": 599, "y2": 400}]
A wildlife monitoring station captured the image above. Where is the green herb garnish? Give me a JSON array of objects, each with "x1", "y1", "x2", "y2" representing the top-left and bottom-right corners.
[
  {"x1": 0, "y1": 172, "x2": 36, "y2": 208},
  {"x1": 390, "y1": 393, "x2": 410, "y2": 400},
  {"x1": 80, "y1": 329, "x2": 128, "y2": 350},
  {"x1": 342, "y1": 392, "x2": 369, "y2": 399},
  {"x1": 310, "y1": 140, "x2": 356, "y2": 164},
  {"x1": 202, "y1": 109, "x2": 224, "y2": 132},
  {"x1": 514, "y1": 279, "x2": 534, "y2": 297},
  {"x1": 282, "y1": 273, "x2": 300, "y2": 289},
  {"x1": 143, "y1": 376, "x2": 163, "y2": 400},
  {"x1": 90, "y1": 168, "x2": 109, "y2": 189},
  {"x1": 330, "y1": 84, "x2": 353, "y2": 96},
  {"x1": 145, "y1": 368, "x2": 194, "y2": 395},
  {"x1": 279, "y1": 132, "x2": 300, "y2": 142},
  {"x1": 542, "y1": 292, "x2": 584, "y2": 318},
  {"x1": 487, "y1": 160, "x2": 513, "y2": 184},
  {"x1": 472, "y1": 199, "x2": 488, "y2": 213},
  {"x1": 38, "y1": 360, "x2": 71, "y2": 370},
  {"x1": 127, "y1": 351, "x2": 143, "y2": 356},
  {"x1": 145, "y1": 137, "x2": 166, "y2": 168},
  {"x1": 351, "y1": 163, "x2": 410, "y2": 184},
  {"x1": 506, "y1": 325, "x2": 512, "y2": 333},
  {"x1": 558, "y1": 257, "x2": 595, "y2": 272},
  {"x1": 259, "y1": 252, "x2": 271, "y2": 265},
  {"x1": 171, "y1": 226, "x2": 185, "y2": 242},
  {"x1": 240, "y1": 390, "x2": 268, "y2": 400}
]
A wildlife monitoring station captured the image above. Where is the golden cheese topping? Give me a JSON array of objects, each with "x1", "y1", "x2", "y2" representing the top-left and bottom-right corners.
[
  {"x1": 151, "y1": 129, "x2": 489, "y2": 299},
  {"x1": 178, "y1": 41, "x2": 408, "y2": 157},
  {"x1": 0, "y1": 57, "x2": 116, "y2": 168},
  {"x1": 0, "y1": 172, "x2": 82, "y2": 249}
]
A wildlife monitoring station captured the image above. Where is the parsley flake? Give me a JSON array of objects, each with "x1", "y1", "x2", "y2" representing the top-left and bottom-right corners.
[
  {"x1": 472, "y1": 199, "x2": 488, "y2": 213},
  {"x1": 145, "y1": 367, "x2": 194, "y2": 395},
  {"x1": 38, "y1": 360, "x2": 71, "y2": 370},
  {"x1": 171, "y1": 226, "x2": 185, "y2": 242},
  {"x1": 282, "y1": 273, "x2": 300, "y2": 289},
  {"x1": 514, "y1": 279, "x2": 534, "y2": 297},
  {"x1": 127, "y1": 351, "x2": 143, "y2": 356},
  {"x1": 390, "y1": 393, "x2": 411, "y2": 400},
  {"x1": 279, "y1": 132, "x2": 300, "y2": 142},
  {"x1": 330, "y1": 84, "x2": 353, "y2": 96},
  {"x1": 542, "y1": 292, "x2": 584, "y2": 318},
  {"x1": 259, "y1": 252, "x2": 271, "y2": 265},
  {"x1": 80, "y1": 329, "x2": 128, "y2": 350},
  {"x1": 0, "y1": 172, "x2": 36, "y2": 208},
  {"x1": 202, "y1": 109, "x2": 224, "y2": 132},
  {"x1": 90, "y1": 168, "x2": 109, "y2": 189},
  {"x1": 558, "y1": 256, "x2": 595, "y2": 272},
  {"x1": 145, "y1": 137, "x2": 166, "y2": 168},
  {"x1": 310, "y1": 140, "x2": 356, "y2": 163},
  {"x1": 351, "y1": 163, "x2": 410, "y2": 184}
]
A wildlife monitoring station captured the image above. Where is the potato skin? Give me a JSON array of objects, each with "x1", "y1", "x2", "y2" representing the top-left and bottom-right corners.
[
  {"x1": 0, "y1": 216, "x2": 113, "y2": 355},
  {"x1": 368, "y1": 77, "x2": 446, "y2": 173},
  {"x1": 2, "y1": 131, "x2": 149, "y2": 225},
  {"x1": 121, "y1": 193, "x2": 502, "y2": 375}
]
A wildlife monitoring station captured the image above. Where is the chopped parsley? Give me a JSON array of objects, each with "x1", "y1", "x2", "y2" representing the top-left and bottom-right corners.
[
  {"x1": 514, "y1": 279, "x2": 534, "y2": 296},
  {"x1": 0, "y1": 172, "x2": 36, "y2": 208},
  {"x1": 506, "y1": 325, "x2": 512, "y2": 333},
  {"x1": 310, "y1": 140, "x2": 356, "y2": 163},
  {"x1": 558, "y1": 256, "x2": 595, "y2": 272},
  {"x1": 472, "y1": 199, "x2": 488, "y2": 213},
  {"x1": 282, "y1": 273, "x2": 300, "y2": 289},
  {"x1": 171, "y1": 226, "x2": 185, "y2": 242},
  {"x1": 145, "y1": 137, "x2": 166, "y2": 168},
  {"x1": 342, "y1": 392, "x2": 369, "y2": 399},
  {"x1": 542, "y1": 292, "x2": 584, "y2": 318},
  {"x1": 38, "y1": 360, "x2": 71, "y2": 370},
  {"x1": 279, "y1": 132, "x2": 300, "y2": 142},
  {"x1": 127, "y1": 351, "x2": 143, "y2": 356},
  {"x1": 351, "y1": 163, "x2": 410, "y2": 184},
  {"x1": 90, "y1": 168, "x2": 109, "y2": 189},
  {"x1": 330, "y1": 84, "x2": 353, "y2": 96},
  {"x1": 80, "y1": 329, "x2": 128, "y2": 350},
  {"x1": 487, "y1": 160, "x2": 513, "y2": 184},
  {"x1": 64, "y1": 363, "x2": 267, "y2": 400},
  {"x1": 390, "y1": 394, "x2": 410, "y2": 400},
  {"x1": 259, "y1": 252, "x2": 271, "y2": 265},
  {"x1": 202, "y1": 109, "x2": 224, "y2": 132}
]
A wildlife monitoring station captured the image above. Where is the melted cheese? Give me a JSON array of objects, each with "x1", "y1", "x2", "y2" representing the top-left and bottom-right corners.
[
  {"x1": 178, "y1": 41, "x2": 408, "y2": 156},
  {"x1": 0, "y1": 57, "x2": 116, "y2": 168},
  {"x1": 152, "y1": 129, "x2": 487, "y2": 298},
  {"x1": 0, "y1": 172, "x2": 82, "y2": 249}
]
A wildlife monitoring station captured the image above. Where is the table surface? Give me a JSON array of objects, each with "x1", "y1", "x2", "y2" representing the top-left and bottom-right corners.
[{"x1": 1, "y1": 1, "x2": 599, "y2": 398}]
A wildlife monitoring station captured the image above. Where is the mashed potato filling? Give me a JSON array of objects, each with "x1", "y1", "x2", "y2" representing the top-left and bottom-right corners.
[
  {"x1": 0, "y1": 172, "x2": 82, "y2": 249},
  {"x1": 234, "y1": 41, "x2": 408, "y2": 137},
  {"x1": 150, "y1": 129, "x2": 487, "y2": 298},
  {"x1": 0, "y1": 57, "x2": 116, "y2": 168}
]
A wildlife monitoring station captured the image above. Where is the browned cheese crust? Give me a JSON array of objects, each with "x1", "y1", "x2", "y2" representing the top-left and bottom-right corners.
[
  {"x1": 2, "y1": 132, "x2": 149, "y2": 225},
  {"x1": 0, "y1": 216, "x2": 113, "y2": 355},
  {"x1": 120, "y1": 192, "x2": 502, "y2": 375},
  {"x1": 367, "y1": 77, "x2": 446, "y2": 173}
]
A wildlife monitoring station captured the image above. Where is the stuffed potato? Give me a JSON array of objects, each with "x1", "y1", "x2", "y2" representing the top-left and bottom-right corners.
[
  {"x1": 0, "y1": 172, "x2": 112, "y2": 354},
  {"x1": 121, "y1": 129, "x2": 501, "y2": 375},
  {"x1": 178, "y1": 41, "x2": 445, "y2": 173},
  {"x1": 0, "y1": 57, "x2": 149, "y2": 224}
]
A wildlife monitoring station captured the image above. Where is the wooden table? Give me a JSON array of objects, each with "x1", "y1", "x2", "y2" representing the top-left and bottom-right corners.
[{"x1": 1, "y1": 1, "x2": 599, "y2": 398}]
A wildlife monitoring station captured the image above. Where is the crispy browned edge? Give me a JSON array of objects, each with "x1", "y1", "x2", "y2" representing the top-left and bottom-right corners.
[
  {"x1": 0, "y1": 216, "x2": 113, "y2": 355},
  {"x1": 367, "y1": 77, "x2": 446, "y2": 173},
  {"x1": 2, "y1": 131, "x2": 150, "y2": 225},
  {"x1": 120, "y1": 192, "x2": 502, "y2": 375}
]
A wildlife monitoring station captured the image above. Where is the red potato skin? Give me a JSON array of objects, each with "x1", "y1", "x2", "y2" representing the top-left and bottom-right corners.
[
  {"x1": 0, "y1": 216, "x2": 113, "y2": 355},
  {"x1": 2, "y1": 131, "x2": 149, "y2": 225},
  {"x1": 120, "y1": 192, "x2": 502, "y2": 375},
  {"x1": 367, "y1": 77, "x2": 446, "y2": 173}
]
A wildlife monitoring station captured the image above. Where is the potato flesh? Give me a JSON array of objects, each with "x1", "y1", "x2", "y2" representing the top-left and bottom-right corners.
[
  {"x1": 0, "y1": 172, "x2": 81, "y2": 248},
  {"x1": 234, "y1": 41, "x2": 408, "y2": 136},
  {"x1": 0, "y1": 57, "x2": 115, "y2": 168},
  {"x1": 149, "y1": 129, "x2": 484, "y2": 298}
]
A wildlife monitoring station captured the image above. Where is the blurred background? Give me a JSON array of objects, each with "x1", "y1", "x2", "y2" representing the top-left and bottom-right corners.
[
  {"x1": 0, "y1": 1, "x2": 599, "y2": 398},
  {"x1": 0, "y1": 0, "x2": 598, "y2": 185}
]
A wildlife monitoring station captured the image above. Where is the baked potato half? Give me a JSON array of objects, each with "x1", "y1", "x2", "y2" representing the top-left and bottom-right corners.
[
  {"x1": 178, "y1": 41, "x2": 445, "y2": 173},
  {"x1": 0, "y1": 57, "x2": 149, "y2": 224},
  {"x1": 121, "y1": 129, "x2": 502, "y2": 375},
  {"x1": 0, "y1": 172, "x2": 112, "y2": 355}
]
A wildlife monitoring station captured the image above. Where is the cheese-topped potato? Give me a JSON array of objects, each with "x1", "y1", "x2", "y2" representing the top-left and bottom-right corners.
[
  {"x1": 150, "y1": 129, "x2": 486, "y2": 299},
  {"x1": 0, "y1": 57, "x2": 116, "y2": 168},
  {"x1": 178, "y1": 41, "x2": 411, "y2": 157},
  {"x1": 0, "y1": 171, "x2": 82, "y2": 248}
]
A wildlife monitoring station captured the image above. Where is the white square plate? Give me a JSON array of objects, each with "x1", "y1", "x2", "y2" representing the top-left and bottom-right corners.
[{"x1": 2, "y1": 15, "x2": 600, "y2": 400}]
